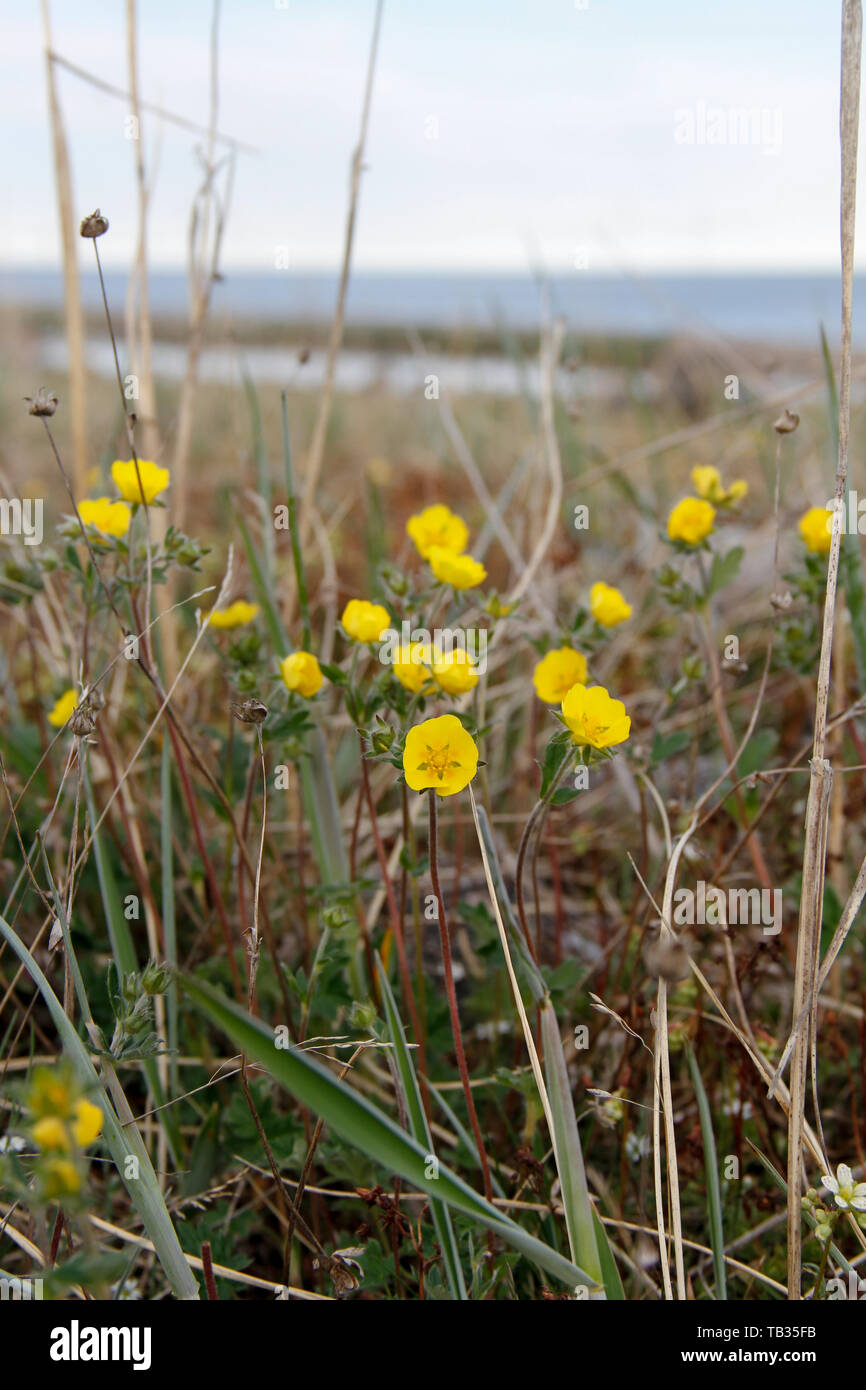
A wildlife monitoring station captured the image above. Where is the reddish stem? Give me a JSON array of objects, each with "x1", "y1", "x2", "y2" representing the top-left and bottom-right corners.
[{"x1": 201, "y1": 1241, "x2": 219, "y2": 1300}]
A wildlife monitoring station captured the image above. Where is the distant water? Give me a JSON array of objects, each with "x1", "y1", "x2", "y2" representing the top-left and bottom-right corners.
[{"x1": 1, "y1": 267, "x2": 863, "y2": 347}]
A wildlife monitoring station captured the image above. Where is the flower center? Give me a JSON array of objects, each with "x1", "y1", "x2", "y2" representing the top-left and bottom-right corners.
[
  {"x1": 582, "y1": 715, "x2": 607, "y2": 742},
  {"x1": 419, "y1": 741, "x2": 457, "y2": 782}
]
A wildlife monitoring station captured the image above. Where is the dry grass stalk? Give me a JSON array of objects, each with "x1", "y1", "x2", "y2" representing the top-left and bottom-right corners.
[
  {"x1": 124, "y1": 0, "x2": 160, "y2": 466},
  {"x1": 297, "y1": 0, "x2": 385, "y2": 557},
  {"x1": 171, "y1": 0, "x2": 235, "y2": 535},
  {"x1": 786, "y1": 0, "x2": 862, "y2": 1300},
  {"x1": 48, "y1": 50, "x2": 258, "y2": 154},
  {"x1": 40, "y1": 0, "x2": 88, "y2": 496}
]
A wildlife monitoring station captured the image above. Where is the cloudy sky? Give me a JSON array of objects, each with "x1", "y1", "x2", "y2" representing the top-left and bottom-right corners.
[{"x1": 0, "y1": 0, "x2": 859, "y2": 273}]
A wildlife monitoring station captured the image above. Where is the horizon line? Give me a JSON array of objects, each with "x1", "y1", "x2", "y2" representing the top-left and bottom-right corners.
[{"x1": 0, "y1": 261, "x2": 855, "y2": 279}]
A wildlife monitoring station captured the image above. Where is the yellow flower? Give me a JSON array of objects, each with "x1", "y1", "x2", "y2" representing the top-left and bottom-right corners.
[
  {"x1": 407, "y1": 504, "x2": 469, "y2": 559},
  {"x1": 208, "y1": 600, "x2": 260, "y2": 629},
  {"x1": 561, "y1": 683, "x2": 631, "y2": 750},
  {"x1": 48, "y1": 689, "x2": 78, "y2": 728},
  {"x1": 590, "y1": 582, "x2": 632, "y2": 628},
  {"x1": 532, "y1": 648, "x2": 588, "y2": 704},
  {"x1": 42, "y1": 1157, "x2": 81, "y2": 1198},
  {"x1": 431, "y1": 647, "x2": 479, "y2": 695},
  {"x1": 393, "y1": 643, "x2": 433, "y2": 693},
  {"x1": 32, "y1": 1099, "x2": 101, "y2": 1151},
  {"x1": 72, "y1": 1098, "x2": 103, "y2": 1147},
  {"x1": 799, "y1": 506, "x2": 833, "y2": 556},
  {"x1": 111, "y1": 459, "x2": 170, "y2": 505},
  {"x1": 428, "y1": 546, "x2": 487, "y2": 590},
  {"x1": 341, "y1": 599, "x2": 392, "y2": 644},
  {"x1": 78, "y1": 497, "x2": 131, "y2": 538},
  {"x1": 691, "y1": 465, "x2": 748, "y2": 507},
  {"x1": 403, "y1": 714, "x2": 479, "y2": 797},
  {"x1": 33, "y1": 1116, "x2": 68, "y2": 1150},
  {"x1": 667, "y1": 497, "x2": 716, "y2": 546},
  {"x1": 29, "y1": 1067, "x2": 73, "y2": 1117},
  {"x1": 280, "y1": 651, "x2": 324, "y2": 698}
]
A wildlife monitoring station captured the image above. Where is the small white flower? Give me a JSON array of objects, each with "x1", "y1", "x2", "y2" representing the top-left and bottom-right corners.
[{"x1": 820, "y1": 1163, "x2": 866, "y2": 1212}]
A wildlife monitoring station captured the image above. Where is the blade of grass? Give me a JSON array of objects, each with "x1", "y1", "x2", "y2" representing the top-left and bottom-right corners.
[
  {"x1": 540, "y1": 1000, "x2": 605, "y2": 1295},
  {"x1": 685, "y1": 1041, "x2": 726, "y2": 1298}
]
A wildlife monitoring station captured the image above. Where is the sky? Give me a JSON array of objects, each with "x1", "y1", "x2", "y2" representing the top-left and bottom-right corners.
[{"x1": 0, "y1": 0, "x2": 860, "y2": 274}]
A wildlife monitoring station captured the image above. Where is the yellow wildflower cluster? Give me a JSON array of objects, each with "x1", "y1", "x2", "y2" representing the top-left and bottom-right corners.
[
  {"x1": 76, "y1": 460, "x2": 170, "y2": 543},
  {"x1": 25, "y1": 1066, "x2": 103, "y2": 1201},
  {"x1": 407, "y1": 504, "x2": 487, "y2": 590}
]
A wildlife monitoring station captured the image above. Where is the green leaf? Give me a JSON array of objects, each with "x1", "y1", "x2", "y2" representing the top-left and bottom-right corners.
[
  {"x1": 539, "y1": 736, "x2": 572, "y2": 799},
  {"x1": 707, "y1": 546, "x2": 744, "y2": 598},
  {"x1": 650, "y1": 730, "x2": 691, "y2": 766}
]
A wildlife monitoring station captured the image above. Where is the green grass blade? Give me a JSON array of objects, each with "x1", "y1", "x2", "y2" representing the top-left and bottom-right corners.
[
  {"x1": 0, "y1": 912, "x2": 199, "y2": 1300},
  {"x1": 376, "y1": 956, "x2": 467, "y2": 1299},
  {"x1": 592, "y1": 1208, "x2": 625, "y2": 1300},
  {"x1": 686, "y1": 1042, "x2": 726, "y2": 1298},
  {"x1": 181, "y1": 970, "x2": 596, "y2": 1289},
  {"x1": 539, "y1": 1000, "x2": 604, "y2": 1293}
]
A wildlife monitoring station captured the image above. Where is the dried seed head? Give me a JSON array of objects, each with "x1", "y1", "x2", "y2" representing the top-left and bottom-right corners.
[
  {"x1": 69, "y1": 704, "x2": 97, "y2": 737},
  {"x1": 771, "y1": 590, "x2": 793, "y2": 611},
  {"x1": 231, "y1": 697, "x2": 268, "y2": 725},
  {"x1": 80, "y1": 209, "x2": 109, "y2": 239},
  {"x1": 773, "y1": 408, "x2": 800, "y2": 434},
  {"x1": 644, "y1": 930, "x2": 691, "y2": 983},
  {"x1": 25, "y1": 387, "x2": 59, "y2": 417}
]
